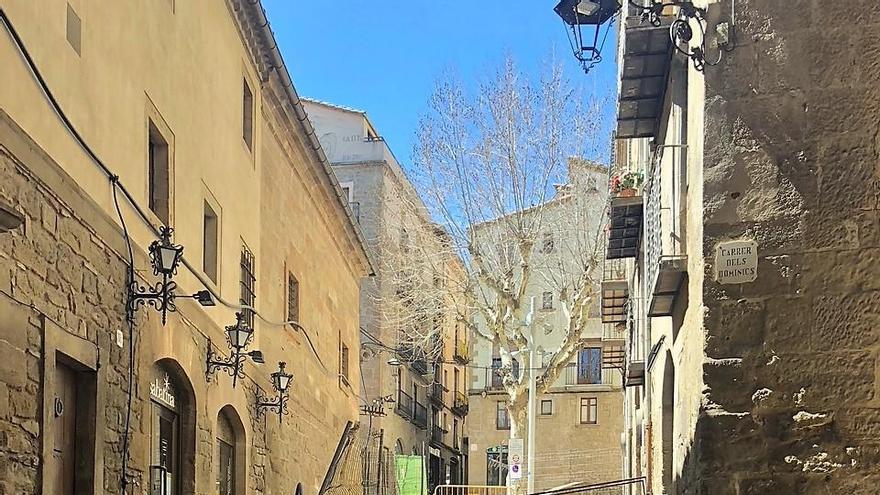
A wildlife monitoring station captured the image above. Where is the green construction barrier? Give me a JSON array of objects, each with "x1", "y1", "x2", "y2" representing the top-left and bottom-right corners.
[{"x1": 395, "y1": 455, "x2": 427, "y2": 495}]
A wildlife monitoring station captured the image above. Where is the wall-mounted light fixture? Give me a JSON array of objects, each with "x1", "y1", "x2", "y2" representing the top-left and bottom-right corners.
[
  {"x1": 555, "y1": 0, "x2": 719, "y2": 73},
  {"x1": 206, "y1": 312, "x2": 265, "y2": 388},
  {"x1": 127, "y1": 226, "x2": 216, "y2": 324},
  {"x1": 257, "y1": 361, "x2": 292, "y2": 422}
]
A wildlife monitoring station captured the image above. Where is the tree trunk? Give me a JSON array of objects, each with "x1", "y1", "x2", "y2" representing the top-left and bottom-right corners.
[{"x1": 507, "y1": 400, "x2": 528, "y2": 495}]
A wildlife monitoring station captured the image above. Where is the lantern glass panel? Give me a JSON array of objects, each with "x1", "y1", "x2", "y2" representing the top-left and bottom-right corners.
[{"x1": 157, "y1": 245, "x2": 181, "y2": 274}]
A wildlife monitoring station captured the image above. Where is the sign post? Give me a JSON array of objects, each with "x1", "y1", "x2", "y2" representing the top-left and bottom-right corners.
[{"x1": 508, "y1": 438, "x2": 523, "y2": 481}]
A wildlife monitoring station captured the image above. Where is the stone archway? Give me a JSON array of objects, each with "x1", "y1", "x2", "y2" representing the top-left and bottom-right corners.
[{"x1": 150, "y1": 358, "x2": 197, "y2": 495}]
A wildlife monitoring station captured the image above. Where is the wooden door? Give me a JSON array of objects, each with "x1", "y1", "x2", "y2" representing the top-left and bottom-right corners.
[{"x1": 53, "y1": 362, "x2": 79, "y2": 495}]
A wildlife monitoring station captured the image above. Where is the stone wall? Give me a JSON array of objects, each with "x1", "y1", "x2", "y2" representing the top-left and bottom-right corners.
[{"x1": 693, "y1": 0, "x2": 880, "y2": 493}]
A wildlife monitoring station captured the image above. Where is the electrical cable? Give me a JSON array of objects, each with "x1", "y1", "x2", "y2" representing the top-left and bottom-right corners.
[{"x1": 111, "y1": 179, "x2": 136, "y2": 495}]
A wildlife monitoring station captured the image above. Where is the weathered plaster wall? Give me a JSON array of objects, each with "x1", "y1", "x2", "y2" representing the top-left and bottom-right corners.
[{"x1": 693, "y1": 0, "x2": 880, "y2": 493}]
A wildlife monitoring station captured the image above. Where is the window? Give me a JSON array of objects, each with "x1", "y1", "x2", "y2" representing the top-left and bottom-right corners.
[
  {"x1": 577, "y1": 347, "x2": 602, "y2": 384},
  {"x1": 287, "y1": 272, "x2": 299, "y2": 323},
  {"x1": 540, "y1": 399, "x2": 553, "y2": 416},
  {"x1": 203, "y1": 202, "x2": 219, "y2": 283},
  {"x1": 66, "y1": 3, "x2": 81, "y2": 55},
  {"x1": 542, "y1": 291, "x2": 553, "y2": 310},
  {"x1": 541, "y1": 233, "x2": 554, "y2": 253},
  {"x1": 340, "y1": 341, "x2": 350, "y2": 385},
  {"x1": 242, "y1": 78, "x2": 254, "y2": 151},
  {"x1": 400, "y1": 228, "x2": 410, "y2": 253},
  {"x1": 216, "y1": 410, "x2": 236, "y2": 495},
  {"x1": 496, "y1": 401, "x2": 510, "y2": 430},
  {"x1": 580, "y1": 397, "x2": 598, "y2": 424},
  {"x1": 239, "y1": 244, "x2": 256, "y2": 329},
  {"x1": 148, "y1": 120, "x2": 171, "y2": 225},
  {"x1": 490, "y1": 357, "x2": 503, "y2": 389},
  {"x1": 486, "y1": 448, "x2": 508, "y2": 486}
]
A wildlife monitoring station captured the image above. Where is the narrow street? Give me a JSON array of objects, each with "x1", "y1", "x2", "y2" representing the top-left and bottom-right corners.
[{"x1": 0, "y1": 1, "x2": 877, "y2": 495}]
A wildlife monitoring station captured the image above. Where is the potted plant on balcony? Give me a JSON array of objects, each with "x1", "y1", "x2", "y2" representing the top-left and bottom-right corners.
[{"x1": 610, "y1": 171, "x2": 644, "y2": 197}]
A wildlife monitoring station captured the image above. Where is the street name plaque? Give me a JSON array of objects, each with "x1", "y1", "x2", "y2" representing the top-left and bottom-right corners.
[{"x1": 715, "y1": 239, "x2": 758, "y2": 284}]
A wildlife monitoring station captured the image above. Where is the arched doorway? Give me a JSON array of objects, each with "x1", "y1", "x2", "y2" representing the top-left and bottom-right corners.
[
  {"x1": 661, "y1": 353, "x2": 675, "y2": 491},
  {"x1": 149, "y1": 359, "x2": 196, "y2": 495},
  {"x1": 216, "y1": 405, "x2": 246, "y2": 494}
]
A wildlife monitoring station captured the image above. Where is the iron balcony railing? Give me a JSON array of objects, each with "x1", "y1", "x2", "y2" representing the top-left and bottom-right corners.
[
  {"x1": 453, "y1": 339, "x2": 469, "y2": 364},
  {"x1": 644, "y1": 156, "x2": 662, "y2": 301},
  {"x1": 395, "y1": 389, "x2": 414, "y2": 420},
  {"x1": 561, "y1": 363, "x2": 617, "y2": 386},
  {"x1": 413, "y1": 401, "x2": 428, "y2": 429},
  {"x1": 430, "y1": 383, "x2": 446, "y2": 405},
  {"x1": 430, "y1": 425, "x2": 447, "y2": 445},
  {"x1": 452, "y1": 391, "x2": 468, "y2": 416}
]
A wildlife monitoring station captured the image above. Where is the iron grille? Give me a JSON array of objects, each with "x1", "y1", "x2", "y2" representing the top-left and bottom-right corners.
[{"x1": 240, "y1": 244, "x2": 256, "y2": 329}]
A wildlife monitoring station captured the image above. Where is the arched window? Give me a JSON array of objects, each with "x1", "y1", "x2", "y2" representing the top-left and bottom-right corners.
[
  {"x1": 395, "y1": 439, "x2": 404, "y2": 455},
  {"x1": 295, "y1": 483, "x2": 304, "y2": 495},
  {"x1": 149, "y1": 360, "x2": 196, "y2": 495},
  {"x1": 216, "y1": 405, "x2": 246, "y2": 495}
]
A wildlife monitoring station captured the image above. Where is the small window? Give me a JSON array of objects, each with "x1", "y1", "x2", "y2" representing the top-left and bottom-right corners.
[
  {"x1": 66, "y1": 3, "x2": 81, "y2": 55},
  {"x1": 148, "y1": 120, "x2": 171, "y2": 225},
  {"x1": 242, "y1": 78, "x2": 254, "y2": 151},
  {"x1": 203, "y1": 202, "x2": 219, "y2": 283},
  {"x1": 541, "y1": 233, "x2": 554, "y2": 253},
  {"x1": 240, "y1": 244, "x2": 256, "y2": 328},
  {"x1": 580, "y1": 397, "x2": 598, "y2": 424},
  {"x1": 542, "y1": 291, "x2": 553, "y2": 310},
  {"x1": 496, "y1": 401, "x2": 510, "y2": 430},
  {"x1": 487, "y1": 449, "x2": 508, "y2": 486},
  {"x1": 340, "y1": 342, "x2": 350, "y2": 385},
  {"x1": 216, "y1": 410, "x2": 237, "y2": 495},
  {"x1": 400, "y1": 228, "x2": 410, "y2": 253},
  {"x1": 540, "y1": 399, "x2": 553, "y2": 416},
  {"x1": 287, "y1": 272, "x2": 299, "y2": 323}
]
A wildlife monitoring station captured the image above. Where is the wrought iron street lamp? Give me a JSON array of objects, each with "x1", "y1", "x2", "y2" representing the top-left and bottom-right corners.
[
  {"x1": 127, "y1": 226, "x2": 216, "y2": 324},
  {"x1": 257, "y1": 361, "x2": 293, "y2": 422},
  {"x1": 554, "y1": 0, "x2": 621, "y2": 73},
  {"x1": 555, "y1": 0, "x2": 717, "y2": 73},
  {"x1": 206, "y1": 312, "x2": 265, "y2": 388}
]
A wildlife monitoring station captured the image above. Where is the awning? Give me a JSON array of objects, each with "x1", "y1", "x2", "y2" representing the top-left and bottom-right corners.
[{"x1": 616, "y1": 16, "x2": 673, "y2": 139}]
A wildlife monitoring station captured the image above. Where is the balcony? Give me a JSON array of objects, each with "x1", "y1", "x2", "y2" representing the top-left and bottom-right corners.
[
  {"x1": 601, "y1": 259, "x2": 629, "y2": 324},
  {"x1": 626, "y1": 361, "x2": 646, "y2": 387},
  {"x1": 561, "y1": 363, "x2": 617, "y2": 388},
  {"x1": 430, "y1": 383, "x2": 446, "y2": 406},
  {"x1": 644, "y1": 161, "x2": 687, "y2": 317},
  {"x1": 395, "y1": 389, "x2": 414, "y2": 420},
  {"x1": 413, "y1": 402, "x2": 428, "y2": 429},
  {"x1": 452, "y1": 391, "x2": 469, "y2": 416},
  {"x1": 430, "y1": 425, "x2": 447, "y2": 446},
  {"x1": 453, "y1": 340, "x2": 470, "y2": 364},
  {"x1": 616, "y1": 14, "x2": 673, "y2": 139},
  {"x1": 399, "y1": 344, "x2": 431, "y2": 376}
]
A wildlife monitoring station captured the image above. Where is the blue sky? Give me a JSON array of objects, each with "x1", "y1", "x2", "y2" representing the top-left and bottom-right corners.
[{"x1": 262, "y1": 1, "x2": 619, "y2": 165}]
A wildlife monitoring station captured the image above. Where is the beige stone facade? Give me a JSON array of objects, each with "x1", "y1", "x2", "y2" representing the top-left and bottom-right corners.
[
  {"x1": 612, "y1": 1, "x2": 880, "y2": 494},
  {"x1": 0, "y1": 1, "x2": 370, "y2": 494},
  {"x1": 466, "y1": 163, "x2": 624, "y2": 490},
  {"x1": 303, "y1": 100, "x2": 471, "y2": 490}
]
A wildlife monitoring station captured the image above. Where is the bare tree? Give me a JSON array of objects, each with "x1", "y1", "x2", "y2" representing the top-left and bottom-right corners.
[{"x1": 411, "y1": 55, "x2": 611, "y2": 489}]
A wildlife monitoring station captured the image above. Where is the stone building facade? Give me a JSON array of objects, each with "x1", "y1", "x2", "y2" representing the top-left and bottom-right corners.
[
  {"x1": 466, "y1": 162, "x2": 625, "y2": 491},
  {"x1": 303, "y1": 100, "x2": 471, "y2": 491},
  {"x1": 610, "y1": 0, "x2": 880, "y2": 494},
  {"x1": 0, "y1": 1, "x2": 371, "y2": 494}
]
